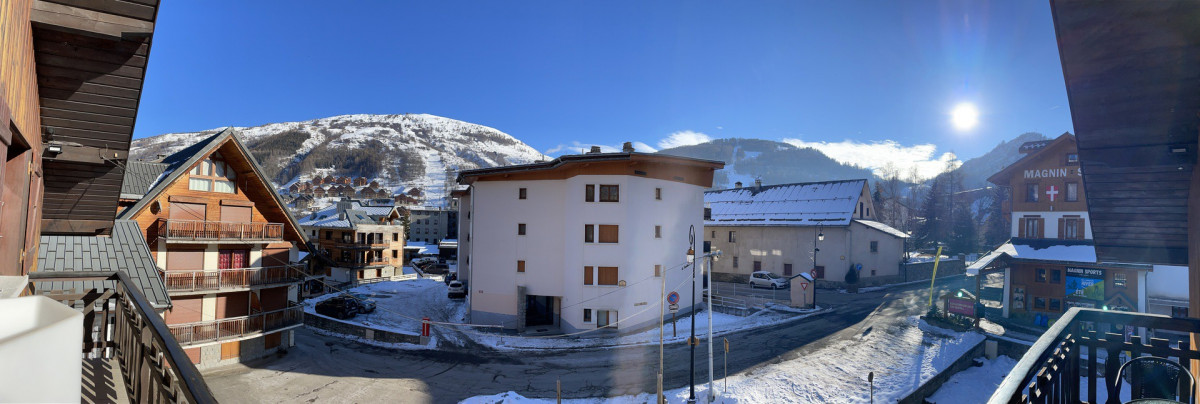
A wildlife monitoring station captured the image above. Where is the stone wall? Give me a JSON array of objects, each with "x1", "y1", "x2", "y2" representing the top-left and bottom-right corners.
[{"x1": 304, "y1": 313, "x2": 422, "y2": 345}]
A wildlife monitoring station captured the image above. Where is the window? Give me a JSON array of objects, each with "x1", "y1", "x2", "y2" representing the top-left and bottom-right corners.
[
  {"x1": 1065, "y1": 182, "x2": 1079, "y2": 202},
  {"x1": 585, "y1": 224, "x2": 594, "y2": 243},
  {"x1": 870, "y1": 241, "x2": 878, "y2": 253},
  {"x1": 655, "y1": 188, "x2": 662, "y2": 200},
  {"x1": 599, "y1": 185, "x2": 619, "y2": 202},
  {"x1": 1114, "y1": 273, "x2": 1127, "y2": 288},
  {"x1": 732, "y1": 256, "x2": 739, "y2": 268},
  {"x1": 598, "y1": 225, "x2": 619, "y2": 243},
  {"x1": 517, "y1": 260, "x2": 525, "y2": 273},
  {"x1": 784, "y1": 264, "x2": 793, "y2": 276},
  {"x1": 518, "y1": 223, "x2": 526, "y2": 235},
  {"x1": 1063, "y1": 217, "x2": 1082, "y2": 239},
  {"x1": 325, "y1": 231, "x2": 332, "y2": 240},
  {"x1": 1050, "y1": 299, "x2": 1061, "y2": 311},
  {"x1": 711, "y1": 231, "x2": 715, "y2": 239},
  {"x1": 392, "y1": 250, "x2": 398, "y2": 258},
  {"x1": 654, "y1": 264, "x2": 662, "y2": 277},
  {"x1": 1034, "y1": 297, "x2": 1047, "y2": 309},
  {"x1": 585, "y1": 184, "x2": 595, "y2": 202},
  {"x1": 598, "y1": 267, "x2": 618, "y2": 285},
  {"x1": 1051, "y1": 269, "x2": 1062, "y2": 283},
  {"x1": 393, "y1": 233, "x2": 399, "y2": 241},
  {"x1": 1025, "y1": 184, "x2": 1039, "y2": 202},
  {"x1": 519, "y1": 188, "x2": 527, "y2": 200},
  {"x1": 753, "y1": 261, "x2": 761, "y2": 271},
  {"x1": 188, "y1": 178, "x2": 212, "y2": 192},
  {"x1": 1023, "y1": 217, "x2": 1042, "y2": 238},
  {"x1": 583, "y1": 309, "x2": 592, "y2": 322},
  {"x1": 728, "y1": 231, "x2": 736, "y2": 242},
  {"x1": 871, "y1": 269, "x2": 876, "y2": 276},
  {"x1": 584, "y1": 266, "x2": 594, "y2": 285},
  {"x1": 654, "y1": 225, "x2": 662, "y2": 238},
  {"x1": 189, "y1": 158, "x2": 237, "y2": 193},
  {"x1": 1036, "y1": 268, "x2": 1047, "y2": 283},
  {"x1": 1067, "y1": 153, "x2": 1079, "y2": 164}
]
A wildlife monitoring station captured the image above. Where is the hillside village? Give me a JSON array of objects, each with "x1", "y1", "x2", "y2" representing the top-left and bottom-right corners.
[{"x1": 2, "y1": 1, "x2": 1199, "y2": 404}]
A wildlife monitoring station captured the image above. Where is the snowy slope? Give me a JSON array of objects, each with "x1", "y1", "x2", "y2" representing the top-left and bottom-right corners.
[{"x1": 130, "y1": 114, "x2": 549, "y2": 206}]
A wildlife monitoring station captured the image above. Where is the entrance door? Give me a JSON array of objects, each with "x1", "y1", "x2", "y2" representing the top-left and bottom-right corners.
[
  {"x1": 597, "y1": 310, "x2": 617, "y2": 328},
  {"x1": 524, "y1": 295, "x2": 556, "y2": 327}
]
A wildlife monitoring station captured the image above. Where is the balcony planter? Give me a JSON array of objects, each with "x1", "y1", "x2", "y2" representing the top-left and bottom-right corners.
[{"x1": 0, "y1": 295, "x2": 83, "y2": 403}]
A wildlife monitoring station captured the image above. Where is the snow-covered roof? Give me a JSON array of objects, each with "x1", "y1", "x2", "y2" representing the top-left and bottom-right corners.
[
  {"x1": 1147, "y1": 265, "x2": 1189, "y2": 301},
  {"x1": 298, "y1": 199, "x2": 397, "y2": 229},
  {"x1": 854, "y1": 220, "x2": 908, "y2": 238},
  {"x1": 966, "y1": 238, "x2": 1154, "y2": 275},
  {"x1": 705, "y1": 179, "x2": 867, "y2": 226},
  {"x1": 403, "y1": 242, "x2": 440, "y2": 255}
]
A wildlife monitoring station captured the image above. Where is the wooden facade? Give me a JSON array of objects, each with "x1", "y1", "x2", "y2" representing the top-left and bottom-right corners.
[
  {"x1": 0, "y1": 0, "x2": 43, "y2": 279},
  {"x1": 459, "y1": 152, "x2": 722, "y2": 188}
]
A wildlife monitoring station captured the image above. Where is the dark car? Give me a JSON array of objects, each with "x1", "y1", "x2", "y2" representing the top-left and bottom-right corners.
[
  {"x1": 315, "y1": 296, "x2": 361, "y2": 319},
  {"x1": 347, "y1": 293, "x2": 377, "y2": 313},
  {"x1": 424, "y1": 263, "x2": 450, "y2": 275}
]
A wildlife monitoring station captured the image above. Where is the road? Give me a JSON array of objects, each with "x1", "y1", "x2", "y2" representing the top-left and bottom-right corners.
[{"x1": 204, "y1": 275, "x2": 972, "y2": 403}]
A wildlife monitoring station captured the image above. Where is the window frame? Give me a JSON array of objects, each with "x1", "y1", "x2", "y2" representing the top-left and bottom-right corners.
[
  {"x1": 1051, "y1": 269, "x2": 1062, "y2": 284},
  {"x1": 1034, "y1": 296, "x2": 1047, "y2": 309},
  {"x1": 1114, "y1": 272, "x2": 1127, "y2": 288},
  {"x1": 728, "y1": 231, "x2": 736, "y2": 243},
  {"x1": 1036, "y1": 268, "x2": 1047, "y2": 283},
  {"x1": 870, "y1": 241, "x2": 878, "y2": 253},
  {"x1": 655, "y1": 187, "x2": 662, "y2": 200},
  {"x1": 1025, "y1": 183, "x2": 1039, "y2": 203},
  {"x1": 585, "y1": 184, "x2": 595, "y2": 202},
  {"x1": 1065, "y1": 182, "x2": 1079, "y2": 202},
  {"x1": 583, "y1": 309, "x2": 592, "y2": 323},
  {"x1": 519, "y1": 187, "x2": 527, "y2": 200},
  {"x1": 597, "y1": 266, "x2": 619, "y2": 286},
  {"x1": 517, "y1": 260, "x2": 526, "y2": 273},
  {"x1": 599, "y1": 185, "x2": 620, "y2": 202},
  {"x1": 654, "y1": 225, "x2": 662, "y2": 239},
  {"x1": 584, "y1": 224, "x2": 595, "y2": 243},
  {"x1": 518, "y1": 223, "x2": 526, "y2": 236}
]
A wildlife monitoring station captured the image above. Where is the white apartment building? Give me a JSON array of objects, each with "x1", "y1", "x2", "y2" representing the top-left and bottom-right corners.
[{"x1": 455, "y1": 144, "x2": 724, "y2": 334}]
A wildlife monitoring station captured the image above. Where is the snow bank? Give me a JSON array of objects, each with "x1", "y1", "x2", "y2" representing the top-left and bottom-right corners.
[{"x1": 926, "y1": 355, "x2": 1018, "y2": 404}]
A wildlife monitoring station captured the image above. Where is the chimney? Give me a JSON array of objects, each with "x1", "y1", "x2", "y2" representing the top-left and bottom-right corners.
[
  {"x1": 589, "y1": 146, "x2": 602, "y2": 154},
  {"x1": 336, "y1": 198, "x2": 354, "y2": 213},
  {"x1": 734, "y1": 181, "x2": 742, "y2": 189},
  {"x1": 622, "y1": 142, "x2": 634, "y2": 153},
  {"x1": 754, "y1": 178, "x2": 763, "y2": 189}
]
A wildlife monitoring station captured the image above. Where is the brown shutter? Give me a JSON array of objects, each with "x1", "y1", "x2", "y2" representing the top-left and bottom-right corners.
[
  {"x1": 1058, "y1": 218, "x2": 1065, "y2": 239},
  {"x1": 170, "y1": 202, "x2": 207, "y2": 221},
  {"x1": 598, "y1": 267, "x2": 619, "y2": 285},
  {"x1": 1018, "y1": 218, "x2": 1026, "y2": 238},
  {"x1": 517, "y1": 260, "x2": 525, "y2": 272},
  {"x1": 167, "y1": 250, "x2": 205, "y2": 271},
  {"x1": 598, "y1": 225, "x2": 619, "y2": 243},
  {"x1": 262, "y1": 247, "x2": 289, "y2": 266},
  {"x1": 1038, "y1": 219, "x2": 1045, "y2": 238},
  {"x1": 260, "y1": 287, "x2": 287, "y2": 311},
  {"x1": 220, "y1": 205, "x2": 251, "y2": 223},
  {"x1": 584, "y1": 266, "x2": 593, "y2": 285},
  {"x1": 166, "y1": 296, "x2": 203, "y2": 324},
  {"x1": 1077, "y1": 219, "x2": 1085, "y2": 240}
]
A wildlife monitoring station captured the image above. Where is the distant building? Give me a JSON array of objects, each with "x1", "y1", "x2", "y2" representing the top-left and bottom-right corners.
[
  {"x1": 299, "y1": 199, "x2": 405, "y2": 285},
  {"x1": 406, "y1": 207, "x2": 457, "y2": 244},
  {"x1": 455, "y1": 145, "x2": 724, "y2": 334},
  {"x1": 354, "y1": 177, "x2": 368, "y2": 186},
  {"x1": 704, "y1": 179, "x2": 907, "y2": 289}
]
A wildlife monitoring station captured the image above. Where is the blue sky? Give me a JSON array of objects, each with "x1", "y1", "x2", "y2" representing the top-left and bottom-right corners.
[{"x1": 136, "y1": 1, "x2": 1073, "y2": 178}]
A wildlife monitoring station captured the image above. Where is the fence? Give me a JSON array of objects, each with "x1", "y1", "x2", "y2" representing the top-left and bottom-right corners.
[
  {"x1": 163, "y1": 265, "x2": 305, "y2": 292},
  {"x1": 169, "y1": 305, "x2": 304, "y2": 346},
  {"x1": 159, "y1": 219, "x2": 284, "y2": 241}
]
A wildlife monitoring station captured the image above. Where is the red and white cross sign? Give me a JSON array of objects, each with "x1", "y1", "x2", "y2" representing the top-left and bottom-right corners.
[{"x1": 1045, "y1": 185, "x2": 1059, "y2": 202}]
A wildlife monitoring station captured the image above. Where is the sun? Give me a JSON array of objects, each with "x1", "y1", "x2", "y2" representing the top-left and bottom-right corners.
[{"x1": 951, "y1": 103, "x2": 979, "y2": 131}]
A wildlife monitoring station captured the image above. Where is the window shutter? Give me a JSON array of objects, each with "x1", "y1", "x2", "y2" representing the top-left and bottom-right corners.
[
  {"x1": 1058, "y1": 218, "x2": 1065, "y2": 239},
  {"x1": 1038, "y1": 219, "x2": 1045, "y2": 238},
  {"x1": 584, "y1": 266, "x2": 593, "y2": 285},
  {"x1": 1018, "y1": 218, "x2": 1026, "y2": 238},
  {"x1": 1077, "y1": 219, "x2": 1085, "y2": 239}
]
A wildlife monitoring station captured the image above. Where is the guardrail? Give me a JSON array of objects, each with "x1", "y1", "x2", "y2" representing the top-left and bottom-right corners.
[
  {"x1": 29, "y1": 271, "x2": 217, "y2": 404},
  {"x1": 159, "y1": 219, "x2": 284, "y2": 241},
  {"x1": 163, "y1": 265, "x2": 305, "y2": 292},
  {"x1": 168, "y1": 305, "x2": 303, "y2": 347}
]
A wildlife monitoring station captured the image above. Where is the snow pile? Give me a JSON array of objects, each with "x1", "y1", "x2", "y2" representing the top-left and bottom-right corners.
[
  {"x1": 304, "y1": 278, "x2": 458, "y2": 337},
  {"x1": 926, "y1": 355, "x2": 1017, "y2": 404}
]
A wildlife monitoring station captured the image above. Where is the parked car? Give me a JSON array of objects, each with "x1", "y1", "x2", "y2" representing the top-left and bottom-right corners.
[
  {"x1": 315, "y1": 296, "x2": 361, "y2": 319},
  {"x1": 347, "y1": 293, "x2": 376, "y2": 313},
  {"x1": 444, "y1": 272, "x2": 458, "y2": 285},
  {"x1": 749, "y1": 271, "x2": 789, "y2": 289},
  {"x1": 410, "y1": 257, "x2": 437, "y2": 267},
  {"x1": 424, "y1": 263, "x2": 450, "y2": 275},
  {"x1": 447, "y1": 280, "x2": 466, "y2": 299}
]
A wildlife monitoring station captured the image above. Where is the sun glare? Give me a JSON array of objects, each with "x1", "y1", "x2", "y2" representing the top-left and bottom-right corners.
[{"x1": 951, "y1": 103, "x2": 979, "y2": 131}]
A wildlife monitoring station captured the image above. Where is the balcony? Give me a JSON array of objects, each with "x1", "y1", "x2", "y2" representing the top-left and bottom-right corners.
[
  {"x1": 331, "y1": 240, "x2": 389, "y2": 250},
  {"x1": 168, "y1": 305, "x2": 303, "y2": 347},
  {"x1": 989, "y1": 307, "x2": 1200, "y2": 404},
  {"x1": 158, "y1": 219, "x2": 284, "y2": 243},
  {"x1": 27, "y1": 270, "x2": 216, "y2": 404},
  {"x1": 162, "y1": 265, "x2": 306, "y2": 294}
]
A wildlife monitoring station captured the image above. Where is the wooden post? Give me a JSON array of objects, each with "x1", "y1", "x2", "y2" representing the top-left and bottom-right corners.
[{"x1": 556, "y1": 380, "x2": 561, "y2": 404}]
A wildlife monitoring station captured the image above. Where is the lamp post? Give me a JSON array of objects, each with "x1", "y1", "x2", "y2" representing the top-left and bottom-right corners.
[
  {"x1": 686, "y1": 225, "x2": 698, "y2": 404},
  {"x1": 813, "y1": 225, "x2": 824, "y2": 308}
]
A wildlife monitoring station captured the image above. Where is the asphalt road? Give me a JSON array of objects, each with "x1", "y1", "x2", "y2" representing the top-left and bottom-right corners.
[{"x1": 204, "y1": 275, "x2": 972, "y2": 403}]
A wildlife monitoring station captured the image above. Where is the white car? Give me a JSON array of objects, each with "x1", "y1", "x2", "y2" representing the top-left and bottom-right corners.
[
  {"x1": 447, "y1": 280, "x2": 467, "y2": 299},
  {"x1": 748, "y1": 271, "x2": 789, "y2": 289}
]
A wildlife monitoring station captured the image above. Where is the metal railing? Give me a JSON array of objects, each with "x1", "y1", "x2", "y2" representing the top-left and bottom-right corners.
[
  {"x1": 28, "y1": 271, "x2": 216, "y2": 404},
  {"x1": 162, "y1": 265, "x2": 305, "y2": 293},
  {"x1": 158, "y1": 219, "x2": 284, "y2": 241},
  {"x1": 168, "y1": 305, "x2": 303, "y2": 347},
  {"x1": 989, "y1": 307, "x2": 1200, "y2": 404}
]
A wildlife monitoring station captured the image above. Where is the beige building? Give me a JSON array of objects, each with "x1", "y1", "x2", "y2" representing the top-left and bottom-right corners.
[{"x1": 705, "y1": 179, "x2": 908, "y2": 288}]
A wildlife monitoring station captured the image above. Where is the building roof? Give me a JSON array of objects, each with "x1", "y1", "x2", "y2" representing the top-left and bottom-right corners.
[
  {"x1": 457, "y1": 151, "x2": 724, "y2": 186},
  {"x1": 298, "y1": 200, "x2": 399, "y2": 229},
  {"x1": 35, "y1": 220, "x2": 170, "y2": 309},
  {"x1": 854, "y1": 220, "x2": 908, "y2": 239},
  {"x1": 120, "y1": 160, "x2": 170, "y2": 200},
  {"x1": 966, "y1": 238, "x2": 1152, "y2": 275},
  {"x1": 704, "y1": 179, "x2": 867, "y2": 226},
  {"x1": 1050, "y1": 0, "x2": 1200, "y2": 265},
  {"x1": 985, "y1": 133, "x2": 1075, "y2": 185}
]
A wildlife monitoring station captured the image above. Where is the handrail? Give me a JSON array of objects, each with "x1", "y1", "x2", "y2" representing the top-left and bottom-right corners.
[
  {"x1": 168, "y1": 305, "x2": 304, "y2": 346},
  {"x1": 158, "y1": 218, "x2": 284, "y2": 240},
  {"x1": 162, "y1": 264, "x2": 305, "y2": 292},
  {"x1": 29, "y1": 270, "x2": 217, "y2": 404}
]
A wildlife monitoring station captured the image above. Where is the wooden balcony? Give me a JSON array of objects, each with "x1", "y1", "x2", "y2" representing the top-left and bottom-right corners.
[
  {"x1": 331, "y1": 240, "x2": 389, "y2": 250},
  {"x1": 168, "y1": 305, "x2": 304, "y2": 347},
  {"x1": 162, "y1": 265, "x2": 305, "y2": 294},
  {"x1": 989, "y1": 307, "x2": 1200, "y2": 404},
  {"x1": 158, "y1": 219, "x2": 284, "y2": 243},
  {"x1": 28, "y1": 271, "x2": 216, "y2": 404}
]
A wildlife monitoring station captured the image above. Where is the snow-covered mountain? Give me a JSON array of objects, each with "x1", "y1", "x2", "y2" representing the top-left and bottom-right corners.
[{"x1": 130, "y1": 114, "x2": 549, "y2": 205}]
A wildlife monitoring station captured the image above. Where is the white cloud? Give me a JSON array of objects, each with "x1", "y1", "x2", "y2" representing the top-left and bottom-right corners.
[
  {"x1": 544, "y1": 141, "x2": 657, "y2": 156},
  {"x1": 657, "y1": 131, "x2": 712, "y2": 149},
  {"x1": 780, "y1": 138, "x2": 957, "y2": 180}
]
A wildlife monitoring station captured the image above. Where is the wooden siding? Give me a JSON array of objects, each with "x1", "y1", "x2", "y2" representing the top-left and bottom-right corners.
[
  {"x1": 993, "y1": 136, "x2": 1089, "y2": 213},
  {"x1": 1008, "y1": 262, "x2": 1143, "y2": 315},
  {"x1": 2, "y1": 0, "x2": 41, "y2": 140},
  {"x1": 0, "y1": 0, "x2": 44, "y2": 278}
]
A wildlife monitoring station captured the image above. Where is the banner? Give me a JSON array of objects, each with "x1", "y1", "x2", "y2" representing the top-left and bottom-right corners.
[{"x1": 1065, "y1": 267, "x2": 1104, "y2": 303}]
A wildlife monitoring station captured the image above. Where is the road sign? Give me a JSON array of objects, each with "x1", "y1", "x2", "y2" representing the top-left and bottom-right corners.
[
  {"x1": 800, "y1": 282, "x2": 808, "y2": 290},
  {"x1": 669, "y1": 303, "x2": 679, "y2": 313},
  {"x1": 667, "y1": 291, "x2": 680, "y2": 305},
  {"x1": 810, "y1": 270, "x2": 817, "y2": 279}
]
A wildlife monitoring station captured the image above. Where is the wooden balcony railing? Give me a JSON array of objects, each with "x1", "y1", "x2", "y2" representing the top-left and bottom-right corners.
[
  {"x1": 158, "y1": 219, "x2": 284, "y2": 241},
  {"x1": 989, "y1": 307, "x2": 1200, "y2": 404},
  {"x1": 168, "y1": 305, "x2": 303, "y2": 347},
  {"x1": 331, "y1": 240, "x2": 389, "y2": 250},
  {"x1": 162, "y1": 265, "x2": 305, "y2": 293},
  {"x1": 28, "y1": 271, "x2": 216, "y2": 404}
]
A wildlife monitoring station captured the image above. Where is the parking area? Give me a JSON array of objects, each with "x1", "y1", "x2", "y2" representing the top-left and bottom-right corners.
[{"x1": 711, "y1": 280, "x2": 794, "y2": 301}]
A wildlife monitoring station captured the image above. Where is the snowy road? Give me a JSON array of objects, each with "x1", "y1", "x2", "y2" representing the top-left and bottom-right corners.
[{"x1": 203, "y1": 276, "x2": 973, "y2": 403}]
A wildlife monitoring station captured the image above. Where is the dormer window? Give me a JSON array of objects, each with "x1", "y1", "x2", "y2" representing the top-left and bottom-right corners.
[{"x1": 189, "y1": 157, "x2": 237, "y2": 193}]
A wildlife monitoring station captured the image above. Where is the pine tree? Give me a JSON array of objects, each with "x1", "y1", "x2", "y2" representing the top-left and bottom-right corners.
[
  {"x1": 983, "y1": 186, "x2": 1010, "y2": 247},
  {"x1": 872, "y1": 185, "x2": 887, "y2": 223},
  {"x1": 949, "y1": 204, "x2": 978, "y2": 254},
  {"x1": 915, "y1": 176, "x2": 945, "y2": 249}
]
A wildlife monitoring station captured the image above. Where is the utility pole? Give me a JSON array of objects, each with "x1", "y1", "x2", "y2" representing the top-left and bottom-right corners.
[
  {"x1": 687, "y1": 225, "x2": 697, "y2": 404},
  {"x1": 706, "y1": 251, "x2": 720, "y2": 402},
  {"x1": 659, "y1": 253, "x2": 667, "y2": 404}
]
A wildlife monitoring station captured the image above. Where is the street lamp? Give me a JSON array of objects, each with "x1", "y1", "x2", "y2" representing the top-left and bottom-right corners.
[
  {"x1": 687, "y1": 225, "x2": 698, "y2": 404},
  {"x1": 813, "y1": 224, "x2": 823, "y2": 309}
]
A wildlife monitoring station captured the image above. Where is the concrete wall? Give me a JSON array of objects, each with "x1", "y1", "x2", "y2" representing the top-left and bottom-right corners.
[
  {"x1": 193, "y1": 329, "x2": 296, "y2": 371},
  {"x1": 898, "y1": 338, "x2": 985, "y2": 404},
  {"x1": 705, "y1": 222, "x2": 906, "y2": 288},
  {"x1": 304, "y1": 312, "x2": 421, "y2": 345},
  {"x1": 468, "y1": 174, "x2": 706, "y2": 334}
]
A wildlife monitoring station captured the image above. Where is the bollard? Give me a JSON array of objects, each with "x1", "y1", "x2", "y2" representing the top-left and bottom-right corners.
[{"x1": 557, "y1": 379, "x2": 561, "y2": 404}]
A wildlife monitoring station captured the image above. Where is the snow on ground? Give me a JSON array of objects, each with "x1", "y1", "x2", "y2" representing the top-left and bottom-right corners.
[
  {"x1": 926, "y1": 355, "x2": 1017, "y2": 404},
  {"x1": 463, "y1": 316, "x2": 985, "y2": 403},
  {"x1": 464, "y1": 306, "x2": 827, "y2": 351},
  {"x1": 304, "y1": 278, "x2": 456, "y2": 337}
]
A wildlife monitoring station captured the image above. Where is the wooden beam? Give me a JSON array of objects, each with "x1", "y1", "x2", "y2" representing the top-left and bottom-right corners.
[
  {"x1": 30, "y1": 0, "x2": 153, "y2": 40},
  {"x1": 42, "y1": 143, "x2": 125, "y2": 164},
  {"x1": 40, "y1": 218, "x2": 112, "y2": 235}
]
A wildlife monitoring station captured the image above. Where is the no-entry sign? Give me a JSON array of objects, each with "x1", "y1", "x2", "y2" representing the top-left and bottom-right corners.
[{"x1": 667, "y1": 291, "x2": 680, "y2": 305}]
